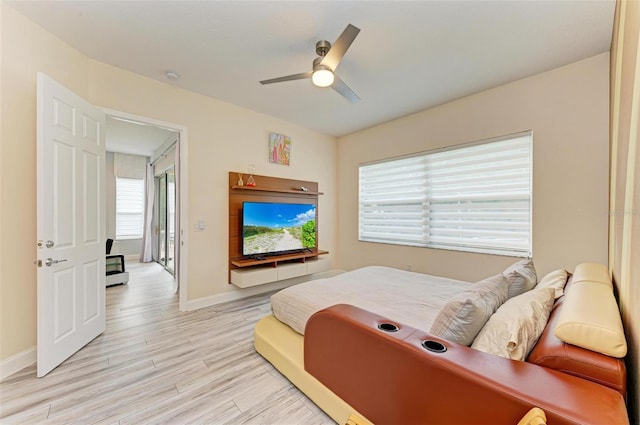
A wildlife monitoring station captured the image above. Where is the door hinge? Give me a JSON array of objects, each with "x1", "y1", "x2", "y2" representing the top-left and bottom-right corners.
[{"x1": 33, "y1": 259, "x2": 43, "y2": 267}]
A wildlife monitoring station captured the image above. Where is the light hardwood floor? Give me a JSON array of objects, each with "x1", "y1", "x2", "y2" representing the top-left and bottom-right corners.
[{"x1": 0, "y1": 262, "x2": 333, "y2": 424}]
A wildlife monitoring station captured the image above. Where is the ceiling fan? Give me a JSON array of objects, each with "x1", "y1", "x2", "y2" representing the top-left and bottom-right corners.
[{"x1": 259, "y1": 24, "x2": 361, "y2": 103}]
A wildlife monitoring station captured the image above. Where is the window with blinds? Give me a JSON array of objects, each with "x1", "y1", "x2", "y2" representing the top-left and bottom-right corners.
[
  {"x1": 359, "y1": 132, "x2": 532, "y2": 257},
  {"x1": 116, "y1": 177, "x2": 145, "y2": 239}
]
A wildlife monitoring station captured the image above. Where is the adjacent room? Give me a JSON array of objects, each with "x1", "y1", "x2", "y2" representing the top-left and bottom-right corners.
[
  {"x1": 104, "y1": 116, "x2": 180, "y2": 284},
  {"x1": 0, "y1": 1, "x2": 638, "y2": 424}
]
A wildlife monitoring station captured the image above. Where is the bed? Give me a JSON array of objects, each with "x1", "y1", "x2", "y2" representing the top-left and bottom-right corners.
[
  {"x1": 270, "y1": 265, "x2": 472, "y2": 335},
  {"x1": 255, "y1": 262, "x2": 629, "y2": 425}
]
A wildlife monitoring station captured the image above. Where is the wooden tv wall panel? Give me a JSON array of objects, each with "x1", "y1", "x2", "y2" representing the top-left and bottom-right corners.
[{"x1": 228, "y1": 172, "x2": 328, "y2": 287}]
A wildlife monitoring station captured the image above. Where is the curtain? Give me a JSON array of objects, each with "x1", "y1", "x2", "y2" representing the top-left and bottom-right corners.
[
  {"x1": 140, "y1": 163, "x2": 155, "y2": 262},
  {"x1": 609, "y1": 1, "x2": 640, "y2": 421},
  {"x1": 174, "y1": 139, "x2": 181, "y2": 291}
]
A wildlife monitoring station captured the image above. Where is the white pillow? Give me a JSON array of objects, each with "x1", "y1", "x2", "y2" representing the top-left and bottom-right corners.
[
  {"x1": 535, "y1": 269, "x2": 568, "y2": 299},
  {"x1": 471, "y1": 287, "x2": 555, "y2": 361},
  {"x1": 429, "y1": 274, "x2": 509, "y2": 346},
  {"x1": 503, "y1": 259, "x2": 537, "y2": 299}
]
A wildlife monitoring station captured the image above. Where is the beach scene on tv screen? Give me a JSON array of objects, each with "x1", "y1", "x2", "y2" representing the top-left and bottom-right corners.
[{"x1": 243, "y1": 203, "x2": 316, "y2": 255}]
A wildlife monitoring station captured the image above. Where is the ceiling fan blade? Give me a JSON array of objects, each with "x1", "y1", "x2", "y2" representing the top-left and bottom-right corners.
[
  {"x1": 320, "y1": 24, "x2": 360, "y2": 71},
  {"x1": 332, "y1": 75, "x2": 360, "y2": 103},
  {"x1": 260, "y1": 71, "x2": 312, "y2": 85}
]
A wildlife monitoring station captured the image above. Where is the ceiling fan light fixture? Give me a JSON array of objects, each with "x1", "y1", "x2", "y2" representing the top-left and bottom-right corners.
[
  {"x1": 259, "y1": 23, "x2": 360, "y2": 102},
  {"x1": 312, "y1": 68, "x2": 334, "y2": 87}
]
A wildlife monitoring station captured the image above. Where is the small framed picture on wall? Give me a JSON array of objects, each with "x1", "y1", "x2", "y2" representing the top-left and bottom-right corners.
[{"x1": 269, "y1": 132, "x2": 291, "y2": 166}]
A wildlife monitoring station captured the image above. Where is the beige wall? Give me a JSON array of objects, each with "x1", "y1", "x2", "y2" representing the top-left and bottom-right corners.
[
  {"x1": 86, "y1": 60, "x2": 338, "y2": 300},
  {"x1": 337, "y1": 53, "x2": 610, "y2": 282},
  {"x1": 609, "y1": 0, "x2": 639, "y2": 422},
  {"x1": 0, "y1": 3, "x2": 338, "y2": 362}
]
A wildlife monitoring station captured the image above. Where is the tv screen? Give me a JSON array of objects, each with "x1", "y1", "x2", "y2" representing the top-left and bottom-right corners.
[{"x1": 242, "y1": 202, "x2": 316, "y2": 256}]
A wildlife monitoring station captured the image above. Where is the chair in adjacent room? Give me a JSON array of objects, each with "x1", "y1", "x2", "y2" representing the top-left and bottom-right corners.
[{"x1": 106, "y1": 238, "x2": 129, "y2": 286}]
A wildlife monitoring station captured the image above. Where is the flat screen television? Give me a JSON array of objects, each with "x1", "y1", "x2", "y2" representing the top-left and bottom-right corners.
[{"x1": 242, "y1": 202, "x2": 316, "y2": 256}]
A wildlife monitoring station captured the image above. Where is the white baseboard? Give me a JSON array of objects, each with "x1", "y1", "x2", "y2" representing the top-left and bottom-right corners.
[
  {"x1": 186, "y1": 280, "x2": 293, "y2": 310},
  {"x1": 0, "y1": 346, "x2": 36, "y2": 381},
  {"x1": 186, "y1": 269, "x2": 344, "y2": 311}
]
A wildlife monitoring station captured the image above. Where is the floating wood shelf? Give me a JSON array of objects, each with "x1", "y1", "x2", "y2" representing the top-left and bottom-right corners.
[
  {"x1": 231, "y1": 250, "x2": 329, "y2": 268},
  {"x1": 231, "y1": 185, "x2": 323, "y2": 196}
]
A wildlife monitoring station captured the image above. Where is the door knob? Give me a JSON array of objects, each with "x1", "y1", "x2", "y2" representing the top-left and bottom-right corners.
[{"x1": 45, "y1": 258, "x2": 68, "y2": 267}]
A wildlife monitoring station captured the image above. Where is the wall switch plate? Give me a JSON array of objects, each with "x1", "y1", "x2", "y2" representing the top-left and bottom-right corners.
[{"x1": 195, "y1": 219, "x2": 205, "y2": 231}]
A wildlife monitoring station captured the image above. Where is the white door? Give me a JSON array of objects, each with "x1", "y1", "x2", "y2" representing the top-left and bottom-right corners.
[{"x1": 36, "y1": 73, "x2": 106, "y2": 377}]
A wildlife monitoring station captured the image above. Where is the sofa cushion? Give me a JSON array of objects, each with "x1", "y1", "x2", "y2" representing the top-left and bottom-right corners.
[
  {"x1": 554, "y1": 278, "x2": 627, "y2": 358},
  {"x1": 471, "y1": 287, "x2": 555, "y2": 361},
  {"x1": 570, "y1": 263, "x2": 611, "y2": 288},
  {"x1": 429, "y1": 273, "x2": 508, "y2": 346}
]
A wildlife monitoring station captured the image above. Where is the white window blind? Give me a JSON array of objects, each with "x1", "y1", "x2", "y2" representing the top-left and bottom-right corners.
[
  {"x1": 116, "y1": 177, "x2": 145, "y2": 239},
  {"x1": 359, "y1": 132, "x2": 532, "y2": 257}
]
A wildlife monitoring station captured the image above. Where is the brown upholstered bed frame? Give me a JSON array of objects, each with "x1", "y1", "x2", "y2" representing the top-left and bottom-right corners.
[{"x1": 254, "y1": 272, "x2": 629, "y2": 425}]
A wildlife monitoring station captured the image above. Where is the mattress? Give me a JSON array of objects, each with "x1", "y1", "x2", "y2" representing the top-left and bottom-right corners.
[{"x1": 271, "y1": 266, "x2": 471, "y2": 335}]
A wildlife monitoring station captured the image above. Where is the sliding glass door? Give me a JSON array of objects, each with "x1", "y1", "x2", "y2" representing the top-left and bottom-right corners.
[{"x1": 156, "y1": 167, "x2": 175, "y2": 275}]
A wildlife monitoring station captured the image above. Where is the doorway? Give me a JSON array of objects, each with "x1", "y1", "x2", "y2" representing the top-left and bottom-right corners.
[
  {"x1": 104, "y1": 108, "x2": 188, "y2": 311},
  {"x1": 35, "y1": 74, "x2": 189, "y2": 378},
  {"x1": 156, "y1": 167, "x2": 175, "y2": 275}
]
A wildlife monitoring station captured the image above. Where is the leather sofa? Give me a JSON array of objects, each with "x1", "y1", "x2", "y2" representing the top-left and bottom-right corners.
[
  {"x1": 305, "y1": 303, "x2": 628, "y2": 425},
  {"x1": 255, "y1": 263, "x2": 629, "y2": 424}
]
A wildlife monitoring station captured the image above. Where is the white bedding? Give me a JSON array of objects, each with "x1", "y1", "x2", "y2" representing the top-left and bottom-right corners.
[{"x1": 271, "y1": 266, "x2": 472, "y2": 335}]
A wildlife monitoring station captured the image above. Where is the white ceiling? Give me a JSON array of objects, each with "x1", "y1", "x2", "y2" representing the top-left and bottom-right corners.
[
  {"x1": 9, "y1": 1, "x2": 615, "y2": 137},
  {"x1": 106, "y1": 117, "x2": 177, "y2": 157}
]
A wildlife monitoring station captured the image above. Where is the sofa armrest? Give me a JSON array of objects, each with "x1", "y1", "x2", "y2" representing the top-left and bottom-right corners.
[
  {"x1": 304, "y1": 304, "x2": 628, "y2": 425},
  {"x1": 527, "y1": 297, "x2": 627, "y2": 396}
]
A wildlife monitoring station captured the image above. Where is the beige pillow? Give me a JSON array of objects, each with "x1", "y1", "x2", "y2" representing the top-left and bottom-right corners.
[
  {"x1": 503, "y1": 259, "x2": 537, "y2": 299},
  {"x1": 555, "y1": 281, "x2": 627, "y2": 358},
  {"x1": 429, "y1": 274, "x2": 509, "y2": 346},
  {"x1": 471, "y1": 287, "x2": 555, "y2": 361},
  {"x1": 535, "y1": 269, "x2": 568, "y2": 299},
  {"x1": 571, "y1": 263, "x2": 612, "y2": 288}
]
